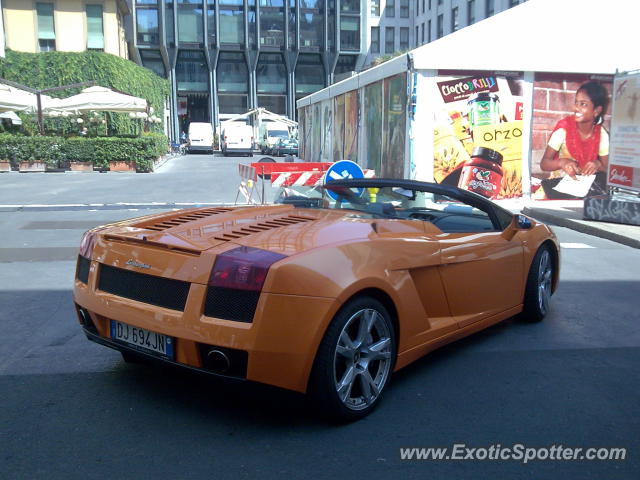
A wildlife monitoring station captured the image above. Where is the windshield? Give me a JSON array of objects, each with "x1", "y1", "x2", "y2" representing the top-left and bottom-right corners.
[
  {"x1": 269, "y1": 130, "x2": 289, "y2": 138},
  {"x1": 275, "y1": 185, "x2": 484, "y2": 218}
]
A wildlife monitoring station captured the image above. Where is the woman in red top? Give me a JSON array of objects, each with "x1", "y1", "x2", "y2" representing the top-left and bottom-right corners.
[{"x1": 540, "y1": 81, "x2": 609, "y2": 197}]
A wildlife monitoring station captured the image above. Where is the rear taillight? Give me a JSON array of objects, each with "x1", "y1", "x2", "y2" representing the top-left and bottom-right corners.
[{"x1": 209, "y1": 247, "x2": 286, "y2": 292}]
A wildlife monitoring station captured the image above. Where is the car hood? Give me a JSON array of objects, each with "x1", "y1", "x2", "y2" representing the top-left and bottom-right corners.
[{"x1": 97, "y1": 204, "x2": 428, "y2": 256}]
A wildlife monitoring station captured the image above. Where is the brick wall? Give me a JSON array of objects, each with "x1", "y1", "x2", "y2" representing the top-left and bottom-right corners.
[{"x1": 531, "y1": 73, "x2": 613, "y2": 174}]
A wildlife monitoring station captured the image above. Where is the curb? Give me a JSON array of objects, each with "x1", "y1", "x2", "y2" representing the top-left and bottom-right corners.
[{"x1": 523, "y1": 207, "x2": 640, "y2": 249}]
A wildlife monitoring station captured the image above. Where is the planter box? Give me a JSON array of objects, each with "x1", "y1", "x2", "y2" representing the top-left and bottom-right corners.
[
  {"x1": 19, "y1": 161, "x2": 47, "y2": 172},
  {"x1": 70, "y1": 161, "x2": 94, "y2": 172},
  {"x1": 0, "y1": 160, "x2": 11, "y2": 172},
  {"x1": 109, "y1": 160, "x2": 136, "y2": 172}
]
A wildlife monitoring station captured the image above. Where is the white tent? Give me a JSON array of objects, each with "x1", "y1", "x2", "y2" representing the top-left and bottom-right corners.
[
  {"x1": 50, "y1": 86, "x2": 148, "y2": 114},
  {"x1": 411, "y1": 0, "x2": 638, "y2": 74}
]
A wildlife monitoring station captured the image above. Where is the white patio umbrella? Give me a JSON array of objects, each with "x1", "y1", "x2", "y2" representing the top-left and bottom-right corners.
[
  {"x1": 0, "y1": 84, "x2": 38, "y2": 113},
  {"x1": 0, "y1": 111, "x2": 23, "y2": 125},
  {"x1": 50, "y1": 86, "x2": 148, "y2": 114},
  {"x1": 0, "y1": 83, "x2": 66, "y2": 115}
]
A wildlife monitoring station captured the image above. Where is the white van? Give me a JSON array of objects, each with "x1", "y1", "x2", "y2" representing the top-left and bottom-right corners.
[
  {"x1": 221, "y1": 123, "x2": 254, "y2": 157},
  {"x1": 258, "y1": 121, "x2": 290, "y2": 154},
  {"x1": 187, "y1": 122, "x2": 214, "y2": 153}
]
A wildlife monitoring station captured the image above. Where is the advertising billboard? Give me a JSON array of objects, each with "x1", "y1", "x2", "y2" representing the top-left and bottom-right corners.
[
  {"x1": 608, "y1": 72, "x2": 640, "y2": 192},
  {"x1": 531, "y1": 73, "x2": 613, "y2": 199},
  {"x1": 431, "y1": 71, "x2": 525, "y2": 199}
]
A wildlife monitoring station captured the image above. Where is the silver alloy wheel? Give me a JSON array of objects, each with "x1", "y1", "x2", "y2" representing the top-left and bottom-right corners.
[
  {"x1": 333, "y1": 308, "x2": 393, "y2": 411},
  {"x1": 537, "y1": 249, "x2": 553, "y2": 315}
]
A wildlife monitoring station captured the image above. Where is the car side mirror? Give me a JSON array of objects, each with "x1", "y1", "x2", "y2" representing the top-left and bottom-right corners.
[
  {"x1": 502, "y1": 214, "x2": 533, "y2": 241},
  {"x1": 516, "y1": 214, "x2": 533, "y2": 230}
]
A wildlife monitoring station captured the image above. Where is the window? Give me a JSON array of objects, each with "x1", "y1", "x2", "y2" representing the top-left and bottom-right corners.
[
  {"x1": 385, "y1": 26, "x2": 395, "y2": 54},
  {"x1": 136, "y1": 8, "x2": 159, "y2": 44},
  {"x1": 36, "y1": 3, "x2": 56, "y2": 52},
  {"x1": 176, "y1": 50, "x2": 208, "y2": 91},
  {"x1": 256, "y1": 53, "x2": 286, "y2": 94},
  {"x1": 385, "y1": 0, "x2": 395, "y2": 18},
  {"x1": 340, "y1": 16, "x2": 360, "y2": 51},
  {"x1": 421, "y1": 22, "x2": 425, "y2": 44},
  {"x1": 140, "y1": 49, "x2": 166, "y2": 77},
  {"x1": 400, "y1": 0, "x2": 409, "y2": 17},
  {"x1": 415, "y1": 26, "x2": 419, "y2": 47},
  {"x1": 86, "y1": 5, "x2": 104, "y2": 50},
  {"x1": 371, "y1": 26, "x2": 380, "y2": 53},
  {"x1": 341, "y1": 0, "x2": 359, "y2": 13},
  {"x1": 438, "y1": 0, "x2": 442, "y2": 5},
  {"x1": 260, "y1": 2, "x2": 285, "y2": 48},
  {"x1": 165, "y1": 0, "x2": 175, "y2": 46},
  {"x1": 416, "y1": 0, "x2": 419, "y2": 16},
  {"x1": 422, "y1": 0, "x2": 425, "y2": 14},
  {"x1": 468, "y1": 0, "x2": 475, "y2": 24},
  {"x1": 217, "y1": 52, "x2": 248, "y2": 114},
  {"x1": 178, "y1": 1, "x2": 204, "y2": 43},
  {"x1": 427, "y1": 19, "x2": 431, "y2": 42},
  {"x1": 486, "y1": 0, "x2": 494, "y2": 17},
  {"x1": 219, "y1": 0, "x2": 244, "y2": 45},
  {"x1": 295, "y1": 54, "x2": 325, "y2": 100},
  {"x1": 509, "y1": 0, "x2": 519, "y2": 6},
  {"x1": 300, "y1": 5, "x2": 324, "y2": 49},
  {"x1": 437, "y1": 14, "x2": 443, "y2": 38},
  {"x1": 335, "y1": 55, "x2": 357, "y2": 76},
  {"x1": 451, "y1": 6, "x2": 459, "y2": 31},
  {"x1": 400, "y1": 27, "x2": 409, "y2": 50},
  {"x1": 371, "y1": 0, "x2": 380, "y2": 16}
]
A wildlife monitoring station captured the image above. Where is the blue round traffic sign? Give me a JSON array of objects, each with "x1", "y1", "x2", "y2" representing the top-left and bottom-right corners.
[{"x1": 324, "y1": 160, "x2": 365, "y2": 200}]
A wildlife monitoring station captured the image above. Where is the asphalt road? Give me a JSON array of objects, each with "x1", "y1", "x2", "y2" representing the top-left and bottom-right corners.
[{"x1": 1, "y1": 154, "x2": 639, "y2": 479}]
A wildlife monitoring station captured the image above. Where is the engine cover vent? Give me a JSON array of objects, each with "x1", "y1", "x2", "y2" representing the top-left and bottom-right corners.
[{"x1": 139, "y1": 208, "x2": 234, "y2": 231}]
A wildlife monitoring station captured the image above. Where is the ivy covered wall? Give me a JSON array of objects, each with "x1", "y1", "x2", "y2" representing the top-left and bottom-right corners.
[{"x1": 0, "y1": 50, "x2": 170, "y2": 136}]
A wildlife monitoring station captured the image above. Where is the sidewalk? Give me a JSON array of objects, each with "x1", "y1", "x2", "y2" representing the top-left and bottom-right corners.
[{"x1": 496, "y1": 198, "x2": 640, "y2": 249}]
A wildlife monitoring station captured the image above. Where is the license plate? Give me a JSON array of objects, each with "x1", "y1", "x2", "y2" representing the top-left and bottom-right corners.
[{"x1": 110, "y1": 320, "x2": 174, "y2": 359}]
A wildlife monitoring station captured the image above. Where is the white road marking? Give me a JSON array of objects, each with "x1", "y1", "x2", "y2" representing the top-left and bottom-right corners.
[{"x1": 560, "y1": 242, "x2": 596, "y2": 249}]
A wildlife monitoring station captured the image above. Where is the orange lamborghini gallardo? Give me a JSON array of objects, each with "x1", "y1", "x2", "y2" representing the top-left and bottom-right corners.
[{"x1": 74, "y1": 179, "x2": 559, "y2": 420}]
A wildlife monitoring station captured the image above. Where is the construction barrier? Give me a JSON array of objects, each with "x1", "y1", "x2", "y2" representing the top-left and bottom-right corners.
[{"x1": 236, "y1": 161, "x2": 375, "y2": 205}]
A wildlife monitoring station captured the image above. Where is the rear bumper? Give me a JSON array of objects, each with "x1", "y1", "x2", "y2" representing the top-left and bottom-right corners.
[
  {"x1": 74, "y1": 278, "x2": 336, "y2": 393},
  {"x1": 223, "y1": 147, "x2": 254, "y2": 154},
  {"x1": 188, "y1": 145, "x2": 213, "y2": 152}
]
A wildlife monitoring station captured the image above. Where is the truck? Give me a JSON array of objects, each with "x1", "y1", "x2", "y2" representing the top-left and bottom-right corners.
[{"x1": 258, "y1": 121, "x2": 291, "y2": 154}]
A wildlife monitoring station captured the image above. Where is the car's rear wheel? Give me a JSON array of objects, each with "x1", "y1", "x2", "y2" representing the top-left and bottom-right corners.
[
  {"x1": 522, "y1": 244, "x2": 554, "y2": 322},
  {"x1": 309, "y1": 296, "x2": 396, "y2": 421}
]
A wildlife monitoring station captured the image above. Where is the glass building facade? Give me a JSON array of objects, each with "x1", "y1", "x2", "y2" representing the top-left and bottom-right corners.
[{"x1": 132, "y1": 0, "x2": 364, "y2": 140}]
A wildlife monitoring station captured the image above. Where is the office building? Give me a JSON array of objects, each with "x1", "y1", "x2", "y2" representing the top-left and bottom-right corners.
[{"x1": 130, "y1": 0, "x2": 366, "y2": 138}]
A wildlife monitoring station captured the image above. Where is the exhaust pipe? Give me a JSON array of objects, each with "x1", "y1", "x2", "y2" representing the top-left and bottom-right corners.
[{"x1": 206, "y1": 349, "x2": 231, "y2": 374}]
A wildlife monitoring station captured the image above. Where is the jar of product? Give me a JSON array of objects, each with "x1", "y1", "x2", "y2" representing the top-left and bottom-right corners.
[
  {"x1": 467, "y1": 93, "x2": 501, "y2": 130},
  {"x1": 457, "y1": 147, "x2": 504, "y2": 199}
]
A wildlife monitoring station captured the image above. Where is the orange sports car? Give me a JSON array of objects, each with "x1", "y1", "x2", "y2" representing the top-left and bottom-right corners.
[{"x1": 74, "y1": 178, "x2": 559, "y2": 420}]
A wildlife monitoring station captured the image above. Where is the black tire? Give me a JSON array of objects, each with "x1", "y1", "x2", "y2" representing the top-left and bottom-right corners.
[
  {"x1": 521, "y1": 244, "x2": 555, "y2": 322},
  {"x1": 259, "y1": 157, "x2": 276, "y2": 163},
  {"x1": 309, "y1": 296, "x2": 396, "y2": 422}
]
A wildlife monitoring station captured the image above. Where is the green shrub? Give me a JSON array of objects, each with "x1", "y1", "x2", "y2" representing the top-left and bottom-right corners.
[{"x1": 0, "y1": 133, "x2": 167, "y2": 171}]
